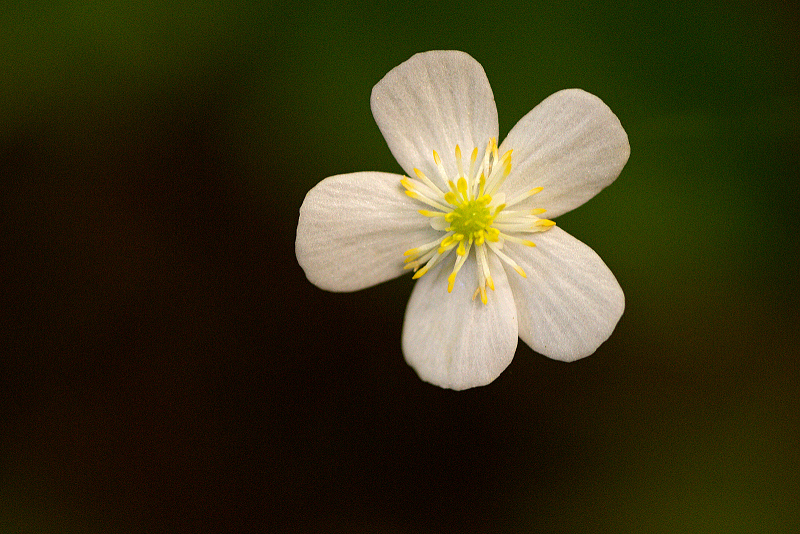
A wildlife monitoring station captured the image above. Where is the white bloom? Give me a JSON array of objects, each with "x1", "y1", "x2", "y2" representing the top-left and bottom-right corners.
[{"x1": 296, "y1": 51, "x2": 629, "y2": 390}]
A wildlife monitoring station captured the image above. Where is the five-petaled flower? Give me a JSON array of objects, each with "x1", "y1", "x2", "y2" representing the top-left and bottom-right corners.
[{"x1": 296, "y1": 51, "x2": 629, "y2": 390}]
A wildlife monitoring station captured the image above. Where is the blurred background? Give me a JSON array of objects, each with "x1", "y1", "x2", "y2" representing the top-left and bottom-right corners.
[{"x1": 2, "y1": 1, "x2": 798, "y2": 532}]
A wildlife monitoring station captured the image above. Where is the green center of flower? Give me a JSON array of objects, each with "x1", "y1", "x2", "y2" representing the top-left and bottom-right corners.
[
  {"x1": 441, "y1": 184, "x2": 502, "y2": 253},
  {"x1": 446, "y1": 197, "x2": 494, "y2": 242}
]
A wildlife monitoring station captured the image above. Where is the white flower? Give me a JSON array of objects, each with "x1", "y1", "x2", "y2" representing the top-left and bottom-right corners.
[{"x1": 296, "y1": 51, "x2": 629, "y2": 390}]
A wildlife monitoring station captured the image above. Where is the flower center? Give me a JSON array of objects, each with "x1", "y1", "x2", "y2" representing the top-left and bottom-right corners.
[
  {"x1": 401, "y1": 139, "x2": 555, "y2": 304},
  {"x1": 447, "y1": 197, "x2": 494, "y2": 243}
]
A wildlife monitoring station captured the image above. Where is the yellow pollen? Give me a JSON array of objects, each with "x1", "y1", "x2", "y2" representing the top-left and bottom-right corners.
[
  {"x1": 412, "y1": 265, "x2": 429, "y2": 279},
  {"x1": 401, "y1": 141, "x2": 555, "y2": 304}
]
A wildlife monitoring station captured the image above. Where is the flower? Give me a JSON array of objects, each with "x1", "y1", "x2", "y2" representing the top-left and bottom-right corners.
[{"x1": 296, "y1": 51, "x2": 629, "y2": 390}]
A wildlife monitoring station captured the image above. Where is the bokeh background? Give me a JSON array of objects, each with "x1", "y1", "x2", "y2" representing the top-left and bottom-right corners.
[{"x1": 2, "y1": 1, "x2": 798, "y2": 532}]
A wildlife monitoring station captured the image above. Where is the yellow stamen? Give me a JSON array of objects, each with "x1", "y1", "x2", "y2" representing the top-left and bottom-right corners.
[
  {"x1": 413, "y1": 168, "x2": 445, "y2": 195},
  {"x1": 433, "y1": 150, "x2": 450, "y2": 184},
  {"x1": 457, "y1": 177, "x2": 468, "y2": 199},
  {"x1": 400, "y1": 140, "x2": 554, "y2": 305},
  {"x1": 412, "y1": 266, "x2": 429, "y2": 279},
  {"x1": 405, "y1": 190, "x2": 451, "y2": 212},
  {"x1": 506, "y1": 186, "x2": 543, "y2": 208},
  {"x1": 418, "y1": 209, "x2": 444, "y2": 217},
  {"x1": 447, "y1": 244, "x2": 471, "y2": 292},
  {"x1": 469, "y1": 147, "x2": 478, "y2": 178},
  {"x1": 472, "y1": 286, "x2": 488, "y2": 304}
]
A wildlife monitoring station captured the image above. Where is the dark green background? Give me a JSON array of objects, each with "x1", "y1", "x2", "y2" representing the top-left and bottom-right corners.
[{"x1": 2, "y1": 1, "x2": 798, "y2": 532}]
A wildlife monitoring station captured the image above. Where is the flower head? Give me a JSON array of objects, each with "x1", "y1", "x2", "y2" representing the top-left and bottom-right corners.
[{"x1": 296, "y1": 51, "x2": 629, "y2": 390}]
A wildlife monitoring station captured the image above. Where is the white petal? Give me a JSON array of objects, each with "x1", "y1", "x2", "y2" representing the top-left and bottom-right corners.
[
  {"x1": 371, "y1": 51, "x2": 499, "y2": 188},
  {"x1": 402, "y1": 253, "x2": 518, "y2": 390},
  {"x1": 505, "y1": 227, "x2": 624, "y2": 361},
  {"x1": 296, "y1": 172, "x2": 439, "y2": 292},
  {"x1": 499, "y1": 89, "x2": 629, "y2": 218}
]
